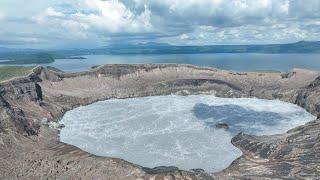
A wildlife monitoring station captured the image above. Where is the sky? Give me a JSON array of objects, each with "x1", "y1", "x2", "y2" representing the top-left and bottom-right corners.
[{"x1": 0, "y1": 0, "x2": 319, "y2": 49}]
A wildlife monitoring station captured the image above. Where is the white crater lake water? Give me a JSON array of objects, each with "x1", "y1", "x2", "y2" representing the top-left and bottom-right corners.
[{"x1": 59, "y1": 95, "x2": 315, "y2": 172}]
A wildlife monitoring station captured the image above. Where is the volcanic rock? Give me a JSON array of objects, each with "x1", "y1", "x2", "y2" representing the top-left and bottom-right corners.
[{"x1": 0, "y1": 64, "x2": 320, "y2": 179}]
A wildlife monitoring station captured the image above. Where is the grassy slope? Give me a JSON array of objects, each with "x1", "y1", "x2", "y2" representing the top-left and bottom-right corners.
[{"x1": 0, "y1": 66, "x2": 34, "y2": 82}]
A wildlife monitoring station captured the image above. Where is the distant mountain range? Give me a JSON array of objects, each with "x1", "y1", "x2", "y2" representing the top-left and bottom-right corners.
[
  {"x1": 0, "y1": 47, "x2": 41, "y2": 53},
  {"x1": 0, "y1": 47, "x2": 11, "y2": 53},
  {"x1": 102, "y1": 42, "x2": 172, "y2": 49},
  {"x1": 0, "y1": 41, "x2": 320, "y2": 64},
  {"x1": 99, "y1": 41, "x2": 320, "y2": 54}
]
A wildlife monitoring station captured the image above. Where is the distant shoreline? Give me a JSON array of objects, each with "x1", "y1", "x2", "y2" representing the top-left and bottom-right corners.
[{"x1": 0, "y1": 41, "x2": 320, "y2": 64}]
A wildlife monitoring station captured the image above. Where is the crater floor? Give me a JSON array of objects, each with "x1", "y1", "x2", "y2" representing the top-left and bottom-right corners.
[{"x1": 59, "y1": 95, "x2": 315, "y2": 172}]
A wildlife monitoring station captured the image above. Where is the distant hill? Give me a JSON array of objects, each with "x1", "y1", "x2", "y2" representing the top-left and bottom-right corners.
[
  {"x1": 0, "y1": 41, "x2": 319, "y2": 64},
  {"x1": 0, "y1": 47, "x2": 40, "y2": 53},
  {"x1": 0, "y1": 47, "x2": 11, "y2": 53},
  {"x1": 0, "y1": 52, "x2": 54, "y2": 64},
  {"x1": 135, "y1": 42, "x2": 172, "y2": 48},
  {"x1": 102, "y1": 41, "x2": 320, "y2": 54},
  {"x1": 102, "y1": 42, "x2": 172, "y2": 49}
]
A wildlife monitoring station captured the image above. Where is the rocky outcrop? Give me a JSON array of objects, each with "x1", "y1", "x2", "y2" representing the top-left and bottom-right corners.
[
  {"x1": 295, "y1": 75, "x2": 320, "y2": 118},
  {"x1": 0, "y1": 76, "x2": 42, "y2": 136},
  {"x1": 215, "y1": 122, "x2": 229, "y2": 129},
  {"x1": 214, "y1": 119, "x2": 320, "y2": 179},
  {"x1": 1, "y1": 64, "x2": 320, "y2": 179}
]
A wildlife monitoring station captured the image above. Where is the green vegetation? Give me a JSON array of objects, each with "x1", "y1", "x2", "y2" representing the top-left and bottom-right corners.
[
  {"x1": 0, "y1": 66, "x2": 34, "y2": 82},
  {"x1": 0, "y1": 51, "x2": 87, "y2": 65},
  {"x1": 0, "y1": 52, "x2": 54, "y2": 64}
]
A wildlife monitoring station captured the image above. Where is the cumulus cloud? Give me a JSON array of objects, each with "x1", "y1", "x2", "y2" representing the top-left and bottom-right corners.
[
  {"x1": 30, "y1": 0, "x2": 153, "y2": 43},
  {"x1": 73, "y1": 0, "x2": 153, "y2": 33},
  {"x1": 289, "y1": 0, "x2": 320, "y2": 19},
  {"x1": 45, "y1": 7, "x2": 65, "y2": 17},
  {"x1": 0, "y1": 0, "x2": 319, "y2": 48},
  {"x1": 140, "y1": 0, "x2": 320, "y2": 45},
  {"x1": 179, "y1": 34, "x2": 189, "y2": 40}
]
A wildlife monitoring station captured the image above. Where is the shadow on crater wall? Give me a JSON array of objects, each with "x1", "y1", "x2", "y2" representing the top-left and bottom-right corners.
[{"x1": 192, "y1": 103, "x2": 293, "y2": 134}]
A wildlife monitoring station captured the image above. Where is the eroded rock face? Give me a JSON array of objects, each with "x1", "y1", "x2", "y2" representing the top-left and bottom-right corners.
[
  {"x1": 0, "y1": 77, "x2": 42, "y2": 136},
  {"x1": 0, "y1": 64, "x2": 320, "y2": 179}
]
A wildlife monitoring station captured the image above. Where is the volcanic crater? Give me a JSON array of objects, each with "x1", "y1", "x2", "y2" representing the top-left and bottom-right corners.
[{"x1": 1, "y1": 64, "x2": 320, "y2": 179}]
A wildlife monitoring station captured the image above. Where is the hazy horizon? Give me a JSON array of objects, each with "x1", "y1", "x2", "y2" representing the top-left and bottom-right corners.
[{"x1": 1, "y1": 40, "x2": 318, "y2": 51}]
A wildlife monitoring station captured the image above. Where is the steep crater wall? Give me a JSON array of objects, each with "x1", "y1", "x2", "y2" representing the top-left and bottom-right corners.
[{"x1": 0, "y1": 64, "x2": 320, "y2": 179}]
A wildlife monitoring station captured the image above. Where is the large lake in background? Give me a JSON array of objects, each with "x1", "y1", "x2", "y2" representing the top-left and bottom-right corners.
[{"x1": 2, "y1": 53, "x2": 320, "y2": 72}]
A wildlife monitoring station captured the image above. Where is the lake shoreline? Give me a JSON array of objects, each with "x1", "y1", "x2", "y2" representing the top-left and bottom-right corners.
[{"x1": 2, "y1": 53, "x2": 320, "y2": 73}]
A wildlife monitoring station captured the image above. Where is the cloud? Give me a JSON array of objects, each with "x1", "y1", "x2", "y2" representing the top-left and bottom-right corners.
[
  {"x1": 45, "y1": 7, "x2": 65, "y2": 17},
  {"x1": 143, "y1": 0, "x2": 319, "y2": 45},
  {"x1": 0, "y1": 0, "x2": 319, "y2": 48},
  {"x1": 179, "y1": 34, "x2": 189, "y2": 40},
  {"x1": 75, "y1": 0, "x2": 153, "y2": 33},
  {"x1": 131, "y1": 0, "x2": 288, "y2": 27},
  {"x1": 27, "y1": 0, "x2": 154, "y2": 46},
  {"x1": 289, "y1": 0, "x2": 320, "y2": 19}
]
